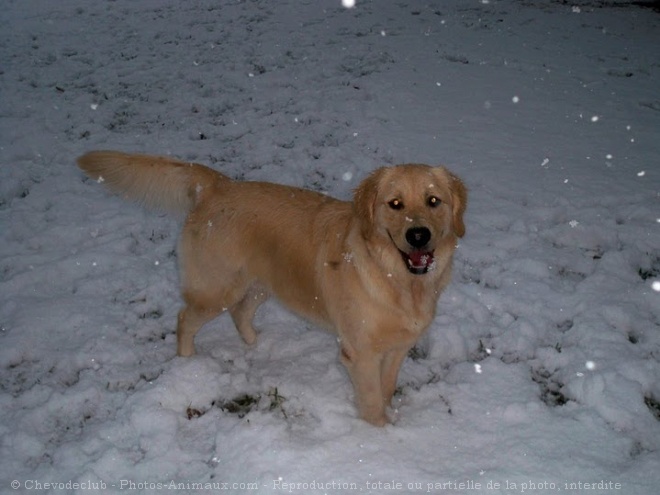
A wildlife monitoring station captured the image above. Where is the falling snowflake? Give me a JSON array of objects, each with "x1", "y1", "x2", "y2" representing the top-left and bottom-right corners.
[{"x1": 569, "y1": 220, "x2": 579, "y2": 228}]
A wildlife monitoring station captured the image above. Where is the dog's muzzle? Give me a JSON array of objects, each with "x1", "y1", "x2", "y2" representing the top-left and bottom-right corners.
[{"x1": 399, "y1": 227, "x2": 434, "y2": 275}]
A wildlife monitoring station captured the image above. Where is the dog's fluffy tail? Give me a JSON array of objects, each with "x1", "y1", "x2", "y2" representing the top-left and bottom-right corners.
[{"x1": 77, "y1": 151, "x2": 228, "y2": 212}]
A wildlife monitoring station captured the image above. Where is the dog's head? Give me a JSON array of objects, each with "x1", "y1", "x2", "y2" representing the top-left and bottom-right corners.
[{"x1": 354, "y1": 164, "x2": 467, "y2": 275}]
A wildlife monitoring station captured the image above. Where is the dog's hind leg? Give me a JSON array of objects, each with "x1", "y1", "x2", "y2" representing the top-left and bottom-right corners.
[
  {"x1": 176, "y1": 303, "x2": 224, "y2": 357},
  {"x1": 229, "y1": 285, "x2": 269, "y2": 345},
  {"x1": 177, "y1": 278, "x2": 257, "y2": 356}
]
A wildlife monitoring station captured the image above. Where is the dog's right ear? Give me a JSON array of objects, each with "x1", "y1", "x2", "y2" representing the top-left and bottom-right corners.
[{"x1": 353, "y1": 168, "x2": 385, "y2": 238}]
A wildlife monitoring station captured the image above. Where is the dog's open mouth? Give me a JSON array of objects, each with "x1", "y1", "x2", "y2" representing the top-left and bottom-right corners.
[{"x1": 399, "y1": 249, "x2": 435, "y2": 275}]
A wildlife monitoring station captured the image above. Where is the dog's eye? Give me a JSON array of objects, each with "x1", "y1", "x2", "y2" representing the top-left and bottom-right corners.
[
  {"x1": 388, "y1": 199, "x2": 404, "y2": 210},
  {"x1": 427, "y1": 196, "x2": 441, "y2": 208}
]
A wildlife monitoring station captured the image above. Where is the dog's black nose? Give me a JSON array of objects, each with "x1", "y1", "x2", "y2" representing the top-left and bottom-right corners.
[{"x1": 405, "y1": 227, "x2": 431, "y2": 249}]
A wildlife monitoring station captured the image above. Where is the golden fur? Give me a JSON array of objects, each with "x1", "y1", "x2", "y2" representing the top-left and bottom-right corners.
[{"x1": 77, "y1": 151, "x2": 467, "y2": 425}]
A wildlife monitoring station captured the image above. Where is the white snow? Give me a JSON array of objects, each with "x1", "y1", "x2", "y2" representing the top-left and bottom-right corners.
[{"x1": 1, "y1": 0, "x2": 659, "y2": 494}]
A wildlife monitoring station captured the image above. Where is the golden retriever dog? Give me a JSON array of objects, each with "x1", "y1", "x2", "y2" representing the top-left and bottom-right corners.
[{"x1": 77, "y1": 151, "x2": 467, "y2": 426}]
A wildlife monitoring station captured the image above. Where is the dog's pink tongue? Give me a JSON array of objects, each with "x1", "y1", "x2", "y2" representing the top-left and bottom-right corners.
[{"x1": 409, "y1": 251, "x2": 433, "y2": 268}]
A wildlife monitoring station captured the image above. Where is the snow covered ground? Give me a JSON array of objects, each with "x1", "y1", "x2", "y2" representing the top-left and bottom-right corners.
[{"x1": 1, "y1": 0, "x2": 659, "y2": 493}]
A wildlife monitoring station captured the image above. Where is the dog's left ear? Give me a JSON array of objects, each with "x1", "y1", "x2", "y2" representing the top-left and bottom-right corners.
[
  {"x1": 447, "y1": 170, "x2": 467, "y2": 238},
  {"x1": 353, "y1": 168, "x2": 386, "y2": 237}
]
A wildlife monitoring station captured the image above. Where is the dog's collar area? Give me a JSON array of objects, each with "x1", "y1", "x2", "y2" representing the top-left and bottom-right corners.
[{"x1": 399, "y1": 249, "x2": 435, "y2": 275}]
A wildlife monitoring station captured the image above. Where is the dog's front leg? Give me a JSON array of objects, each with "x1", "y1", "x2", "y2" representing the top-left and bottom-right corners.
[
  {"x1": 380, "y1": 347, "x2": 409, "y2": 406},
  {"x1": 340, "y1": 346, "x2": 388, "y2": 426}
]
